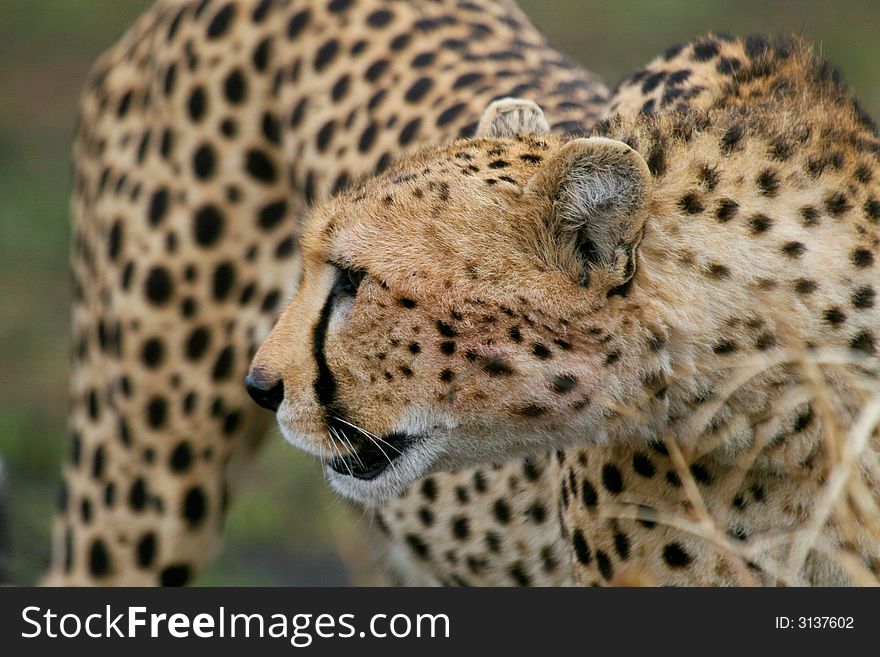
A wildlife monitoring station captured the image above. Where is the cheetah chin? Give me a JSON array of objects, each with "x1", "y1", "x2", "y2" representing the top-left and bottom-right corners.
[
  {"x1": 274, "y1": 415, "x2": 443, "y2": 503},
  {"x1": 322, "y1": 432, "x2": 444, "y2": 504}
]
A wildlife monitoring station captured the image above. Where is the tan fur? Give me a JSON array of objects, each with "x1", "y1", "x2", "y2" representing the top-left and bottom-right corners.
[
  {"x1": 254, "y1": 35, "x2": 880, "y2": 586},
  {"x1": 52, "y1": 0, "x2": 879, "y2": 588}
]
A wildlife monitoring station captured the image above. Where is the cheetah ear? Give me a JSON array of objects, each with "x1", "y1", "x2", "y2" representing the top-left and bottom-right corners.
[
  {"x1": 476, "y1": 97, "x2": 550, "y2": 138},
  {"x1": 526, "y1": 137, "x2": 652, "y2": 291}
]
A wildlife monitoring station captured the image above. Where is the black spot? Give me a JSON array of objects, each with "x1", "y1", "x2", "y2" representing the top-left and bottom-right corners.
[
  {"x1": 852, "y1": 286, "x2": 875, "y2": 309},
  {"x1": 108, "y1": 220, "x2": 123, "y2": 261},
  {"x1": 602, "y1": 464, "x2": 624, "y2": 494},
  {"x1": 614, "y1": 532, "x2": 631, "y2": 560},
  {"x1": 581, "y1": 479, "x2": 598, "y2": 507},
  {"x1": 794, "y1": 278, "x2": 818, "y2": 295},
  {"x1": 367, "y1": 9, "x2": 393, "y2": 27},
  {"x1": 416, "y1": 478, "x2": 436, "y2": 503},
  {"x1": 169, "y1": 441, "x2": 194, "y2": 472},
  {"x1": 437, "y1": 103, "x2": 466, "y2": 127},
  {"x1": 223, "y1": 68, "x2": 247, "y2": 104},
  {"x1": 596, "y1": 550, "x2": 614, "y2": 580},
  {"x1": 572, "y1": 529, "x2": 592, "y2": 564},
  {"x1": 211, "y1": 345, "x2": 234, "y2": 380},
  {"x1": 678, "y1": 193, "x2": 703, "y2": 214},
  {"x1": 358, "y1": 121, "x2": 377, "y2": 152},
  {"x1": 509, "y1": 563, "x2": 532, "y2": 586},
  {"x1": 717, "y1": 57, "x2": 741, "y2": 74},
  {"x1": 364, "y1": 59, "x2": 389, "y2": 82},
  {"x1": 206, "y1": 3, "x2": 236, "y2": 39},
  {"x1": 707, "y1": 263, "x2": 730, "y2": 279},
  {"x1": 136, "y1": 532, "x2": 157, "y2": 568},
  {"x1": 756, "y1": 168, "x2": 779, "y2": 196},
  {"x1": 89, "y1": 539, "x2": 111, "y2": 577},
  {"x1": 404, "y1": 77, "x2": 433, "y2": 103},
  {"x1": 185, "y1": 327, "x2": 210, "y2": 360},
  {"x1": 720, "y1": 124, "x2": 743, "y2": 152},
  {"x1": 182, "y1": 486, "x2": 207, "y2": 527},
  {"x1": 493, "y1": 499, "x2": 512, "y2": 524},
  {"x1": 646, "y1": 145, "x2": 666, "y2": 177},
  {"x1": 398, "y1": 118, "x2": 421, "y2": 146},
  {"x1": 194, "y1": 204, "x2": 224, "y2": 246},
  {"x1": 551, "y1": 374, "x2": 578, "y2": 394},
  {"x1": 823, "y1": 307, "x2": 847, "y2": 326},
  {"x1": 851, "y1": 248, "x2": 874, "y2": 268},
  {"x1": 315, "y1": 119, "x2": 337, "y2": 152},
  {"x1": 436, "y1": 320, "x2": 458, "y2": 337},
  {"x1": 632, "y1": 453, "x2": 656, "y2": 477},
  {"x1": 692, "y1": 39, "x2": 719, "y2": 61},
  {"x1": 712, "y1": 340, "x2": 740, "y2": 357},
  {"x1": 160, "y1": 564, "x2": 191, "y2": 586},
  {"x1": 748, "y1": 213, "x2": 773, "y2": 234},
  {"x1": 87, "y1": 389, "x2": 100, "y2": 420},
  {"x1": 641, "y1": 71, "x2": 665, "y2": 93},
  {"x1": 662, "y1": 542, "x2": 693, "y2": 568},
  {"x1": 715, "y1": 198, "x2": 738, "y2": 222},
  {"x1": 116, "y1": 90, "x2": 133, "y2": 118},
  {"x1": 129, "y1": 478, "x2": 147, "y2": 511},
  {"x1": 532, "y1": 343, "x2": 551, "y2": 359},
  {"x1": 187, "y1": 86, "x2": 207, "y2": 122},
  {"x1": 825, "y1": 192, "x2": 851, "y2": 217},
  {"x1": 141, "y1": 337, "x2": 164, "y2": 368},
  {"x1": 794, "y1": 407, "x2": 814, "y2": 432},
  {"x1": 245, "y1": 149, "x2": 277, "y2": 183},
  {"x1": 517, "y1": 404, "x2": 546, "y2": 417},
  {"x1": 864, "y1": 198, "x2": 880, "y2": 222},
  {"x1": 148, "y1": 187, "x2": 170, "y2": 226},
  {"x1": 328, "y1": 0, "x2": 353, "y2": 12},
  {"x1": 781, "y1": 241, "x2": 806, "y2": 258},
  {"x1": 330, "y1": 74, "x2": 350, "y2": 102},
  {"x1": 146, "y1": 396, "x2": 167, "y2": 429},
  {"x1": 452, "y1": 517, "x2": 470, "y2": 539},
  {"x1": 257, "y1": 200, "x2": 286, "y2": 230},
  {"x1": 192, "y1": 143, "x2": 216, "y2": 179},
  {"x1": 850, "y1": 330, "x2": 876, "y2": 355},
  {"x1": 418, "y1": 507, "x2": 434, "y2": 526},
  {"x1": 690, "y1": 463, "x2": 713, "y2": 484},
  {"x1": 275, "y1": 235, "x2": 295, "y2": 258},
  {"x1": 90, "y1": 445, "x2": 106, "y2": 479},
  {"x1": 480, "y1": 357, "x2": 513, "y2": 376},
  {"x1": 287, "y1": 8, "x2": 311, "y2": 38},
  {"x1": 145, "y1": 267, "x2": 173, "y2": 305},
  {"x1": 314, "y1": 39, "x2": 340, "y2": 71},
  {"x1": 405, "y1": 534, "x2": 430, "y2": 560}
]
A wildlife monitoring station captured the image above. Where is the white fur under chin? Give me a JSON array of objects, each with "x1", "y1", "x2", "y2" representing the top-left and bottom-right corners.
[{"x1": 325, "y1": 438, "x2": 446, "y2": 504}]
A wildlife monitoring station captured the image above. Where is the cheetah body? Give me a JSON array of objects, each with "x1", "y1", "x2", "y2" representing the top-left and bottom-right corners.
[{"x1": 51, "y1": 0, "x2": 880, "y2": 587}]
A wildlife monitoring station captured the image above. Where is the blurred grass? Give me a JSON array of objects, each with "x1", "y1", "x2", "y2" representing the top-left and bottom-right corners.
[{"x1": 0, "y1": 0, "x2": 877, "y2": 585}]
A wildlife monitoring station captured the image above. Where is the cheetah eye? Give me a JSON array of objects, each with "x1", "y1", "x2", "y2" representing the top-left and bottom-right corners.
[{"x1": 334, "y1": 265, "x2": 367, "y2": 297}]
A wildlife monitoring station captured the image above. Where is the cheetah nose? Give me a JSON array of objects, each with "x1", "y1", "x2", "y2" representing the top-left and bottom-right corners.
[{"x1": 245, "y1": 375, "x2": 285, "y2": 413}]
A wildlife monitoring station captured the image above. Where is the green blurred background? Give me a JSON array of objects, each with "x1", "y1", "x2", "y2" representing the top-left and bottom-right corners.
[{"x1": 1, "y1": 0, "x2": 878, "y2": 585}]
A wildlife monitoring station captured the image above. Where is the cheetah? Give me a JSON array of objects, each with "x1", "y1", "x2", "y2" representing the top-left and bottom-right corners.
[
  {"x1": 248, "y1": 37, "x2": 880, "y2": 586},
  {"x1": 49, "y1": 0, "x2": 880, "y2": 588}
]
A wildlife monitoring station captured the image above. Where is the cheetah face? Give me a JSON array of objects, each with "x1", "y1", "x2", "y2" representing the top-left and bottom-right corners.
[{"x1": 248, "y1": 99, "x2": 654, "y2": 503}]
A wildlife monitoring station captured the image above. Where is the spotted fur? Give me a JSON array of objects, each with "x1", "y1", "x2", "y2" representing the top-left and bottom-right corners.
[
  {"x1": 51, "y1": 0, "x2": 880, "y2": 588},
  {"x1": 48, "y1": 0, "x2": 606, "y2": 585}
]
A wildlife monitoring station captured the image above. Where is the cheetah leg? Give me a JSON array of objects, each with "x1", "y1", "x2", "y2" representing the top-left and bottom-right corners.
[{"x1": 43, "y1": 5, "x2": 302, "y2": 585}]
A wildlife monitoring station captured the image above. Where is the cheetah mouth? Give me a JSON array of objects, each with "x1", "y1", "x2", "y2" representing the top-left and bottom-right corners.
[{"x1": 327, "y1": 431, "x2": 418, "y2": 480}]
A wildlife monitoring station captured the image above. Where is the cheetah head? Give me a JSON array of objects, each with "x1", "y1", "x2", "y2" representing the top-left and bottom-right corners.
[{"x1": 247, "y1": 99, "x2": 658, "y2": 503}]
